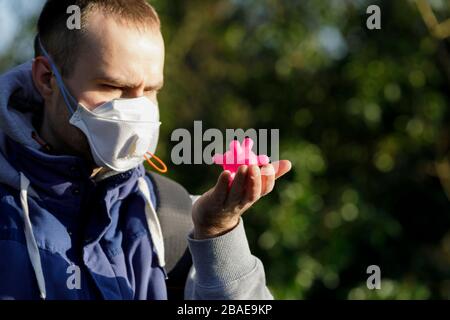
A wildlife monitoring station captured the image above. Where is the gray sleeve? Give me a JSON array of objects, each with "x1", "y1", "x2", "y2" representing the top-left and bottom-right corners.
[{"x1": 184, "y1": 217, "x2": 274, "y2": 300}]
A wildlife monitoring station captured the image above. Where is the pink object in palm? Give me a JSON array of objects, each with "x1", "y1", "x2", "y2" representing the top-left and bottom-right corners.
[{"x1": 212, "y1": 138, "x2": 270, "y2": 180}]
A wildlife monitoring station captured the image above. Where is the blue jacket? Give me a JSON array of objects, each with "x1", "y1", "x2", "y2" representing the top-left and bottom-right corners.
[
  {"x1": 0, "y1": 62, "x2": 273, "y2": 300},
  {"x1": 0, "y1": 125, "x2": 168, "y2": 299}
]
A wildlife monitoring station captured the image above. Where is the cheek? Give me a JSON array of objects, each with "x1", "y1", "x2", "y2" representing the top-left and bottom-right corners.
[
  {"x1": 52, "y1": 99, "x2": 90, "y2": 150},
  {"x1": 78, "y1": 92, "x2": 116, "y2": 111},
  {"x1": 47, "y1": 79, "x2": 74, "y2": 119},
  {"x1": 52, "y1": 93, "x2": 72, "y2": 122},
  {"x1": 47, "y1": 94, "x2": 77, "y2": 140},
  {"x1": 64, "y1": 77, "x2": 108, "y2": 111}
]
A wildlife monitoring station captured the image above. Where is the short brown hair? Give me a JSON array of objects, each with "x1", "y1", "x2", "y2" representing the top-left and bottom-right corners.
[{"x1": 34, "y1": 0, "x2": 160, "y2": 76}]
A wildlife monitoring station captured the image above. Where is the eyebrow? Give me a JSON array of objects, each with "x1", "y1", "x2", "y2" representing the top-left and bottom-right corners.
[{"x1": 95, "y1": 76, "x2": 164, "y2": 91}]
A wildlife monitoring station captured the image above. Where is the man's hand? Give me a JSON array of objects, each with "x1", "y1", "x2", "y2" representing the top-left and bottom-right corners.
[{"x1": 192, "y1": 160, "x2": 292, "y2": 239}]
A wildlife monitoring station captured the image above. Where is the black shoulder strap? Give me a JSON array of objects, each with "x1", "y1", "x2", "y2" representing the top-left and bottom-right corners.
[{"x1": 146, "y1": 172, "x2": 194, "y2": 300}]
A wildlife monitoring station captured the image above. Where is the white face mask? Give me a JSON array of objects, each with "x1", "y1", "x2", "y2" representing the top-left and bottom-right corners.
[
  {"x1": 39, "y1": 39, "x2": 162, "y2": 172},
  {"x1": 69, "y1": 97, "x2": 161, "y2": 172}
]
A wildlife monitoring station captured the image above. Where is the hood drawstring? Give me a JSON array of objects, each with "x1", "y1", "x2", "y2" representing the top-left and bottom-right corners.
[
  {"x1": 137, "y1": 177, "x2": 167, "y2": 277},
  {"x1": 19, "y1": 172, "x2": 46, "y2": 300}
]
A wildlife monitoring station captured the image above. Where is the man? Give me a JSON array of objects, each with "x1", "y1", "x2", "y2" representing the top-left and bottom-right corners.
[{"x1": 0, "y1": 0, "x2": 291, "y2": 300}]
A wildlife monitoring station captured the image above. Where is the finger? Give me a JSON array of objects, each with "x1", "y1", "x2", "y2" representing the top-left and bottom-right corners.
[
  {"x1": 241, "y1": 165, "x2": 262, "y2": 206},
  {"x1": 272, "y1": 160, "x2": 292, "y2": 179},
  {"x1": 261, "y1": 164, "x2": 275, "y2": 196},
  {"x1": 210, "y1": 170, "x2": 232, "y2": 205},
  {"x1": 225, "y1": 165, "x2": 248, "y2": 208},
  {"x1": 260, "y1": 163, "x2": 276, "y2": 176}
]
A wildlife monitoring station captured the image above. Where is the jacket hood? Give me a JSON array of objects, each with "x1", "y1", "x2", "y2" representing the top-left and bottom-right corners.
[
  {"x1": 0, "y1": 61, "x2": 44, "y2": 193},
  {"x1": 0, "y1": 61, "x2": 141, "y2": 191}
]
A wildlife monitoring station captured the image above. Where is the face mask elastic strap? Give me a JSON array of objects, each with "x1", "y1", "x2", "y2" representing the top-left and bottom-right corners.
[
  {"x1": 37, "y1": 37, "x2": 77, "y2": 114},
  {"x1": 144, "y1": 152, "x2": 168, "y2": 173}
]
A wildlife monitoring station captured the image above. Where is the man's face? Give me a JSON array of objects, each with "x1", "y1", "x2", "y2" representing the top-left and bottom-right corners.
[{"x1": 45, "y1": 11, "x2": 165, "y2": 163}]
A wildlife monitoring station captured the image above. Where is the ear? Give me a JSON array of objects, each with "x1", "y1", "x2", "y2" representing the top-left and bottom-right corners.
[{"x1": 32, "y1": 57, "x2": 55, "y2": 99}]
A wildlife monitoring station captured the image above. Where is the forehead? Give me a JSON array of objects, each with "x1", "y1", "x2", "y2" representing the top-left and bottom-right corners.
[{"x1": 76, "y1": 12, "x2": 164, "y2": 84}]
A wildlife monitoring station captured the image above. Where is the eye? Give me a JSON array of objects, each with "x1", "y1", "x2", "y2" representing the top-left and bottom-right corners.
[
  {"x1": 101, "y1": 84, "x2": 121, "y2": 91},
  {"x1": 144, "y1": 88, "x2": 157, "y2": 93}
]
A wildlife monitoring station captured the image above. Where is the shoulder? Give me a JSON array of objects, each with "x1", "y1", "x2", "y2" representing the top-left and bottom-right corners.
[
  {"x1": 144, "y1": 172, "x2": 193, "y2": 230},
  {"x1": 145, "y1": 172, "x2": 193, "y2": 208}
]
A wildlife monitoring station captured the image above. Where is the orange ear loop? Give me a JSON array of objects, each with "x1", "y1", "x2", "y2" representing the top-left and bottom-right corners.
[{"x1": 144, "y1": 152, "x2": 168, "y2": 173}]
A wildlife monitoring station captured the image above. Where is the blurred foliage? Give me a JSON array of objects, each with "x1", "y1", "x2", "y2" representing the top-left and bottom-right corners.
[{"x1": 1, "y1": 0, "x2": 450, "y2": 299}]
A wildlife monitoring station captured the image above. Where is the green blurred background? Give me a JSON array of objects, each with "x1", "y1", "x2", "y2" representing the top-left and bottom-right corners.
[{"x1": 1, "y1": 0, "x2": 450, "y2": 299}]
